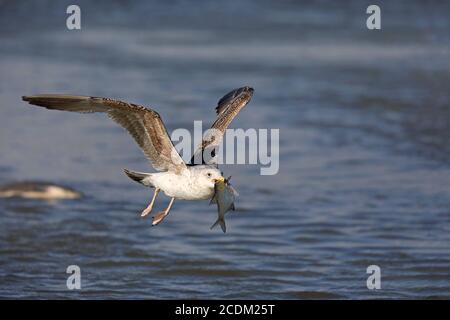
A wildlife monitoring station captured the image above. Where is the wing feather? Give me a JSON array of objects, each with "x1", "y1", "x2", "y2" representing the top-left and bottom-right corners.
[
  {"x1": 22, "y1": 95, "x2": 186, "y2": 173},
  {"x1": 190, "y1": 86, "x2": 254, "y2": 165}
]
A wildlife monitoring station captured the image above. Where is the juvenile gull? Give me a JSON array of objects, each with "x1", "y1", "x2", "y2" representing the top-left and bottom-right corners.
[{"x1": 22, "y1": 87, "x2": 254, "y2": 227}]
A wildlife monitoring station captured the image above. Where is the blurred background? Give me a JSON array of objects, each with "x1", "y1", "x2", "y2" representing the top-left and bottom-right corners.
[{"x1": 0, "y1": 0, "x2": 449, "y2": 299}]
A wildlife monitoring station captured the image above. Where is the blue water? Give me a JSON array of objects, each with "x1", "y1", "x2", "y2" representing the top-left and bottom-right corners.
[{"x1": 0, "y1": 0, "x2": 449, "y2": 299}]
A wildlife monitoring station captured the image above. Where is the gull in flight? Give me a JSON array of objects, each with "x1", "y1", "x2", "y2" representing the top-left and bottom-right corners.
[{"x1": 22, "y1": 87, "x2": 254, "y2": 227}]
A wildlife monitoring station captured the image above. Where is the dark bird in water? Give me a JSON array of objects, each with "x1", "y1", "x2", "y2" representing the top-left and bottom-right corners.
[{"x1": 0, "y1": 181, "x2": 82, "y2": 200}]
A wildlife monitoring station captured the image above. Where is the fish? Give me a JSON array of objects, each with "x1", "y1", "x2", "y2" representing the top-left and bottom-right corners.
[
  {"x1": 0, "y1": 181, "x2": 82, "y2": 200},
  {"x1": 210, "y1": 176, "x2": 238, "y2": 233}
]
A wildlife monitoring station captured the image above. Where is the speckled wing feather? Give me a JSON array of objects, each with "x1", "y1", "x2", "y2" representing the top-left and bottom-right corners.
[
  {"x1": 190, "y1": 86, "x2": 254, "y2": 165},
  {"x1": 22, "y1": 94, "x2": 186, "y2": 173}
]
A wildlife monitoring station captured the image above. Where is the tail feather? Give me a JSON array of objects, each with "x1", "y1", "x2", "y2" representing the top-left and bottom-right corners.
[
  {"x1": 124, "y1": 169, "x2": 153, "y2": 187},
  {"x1": 210, "y1": 218, "x2": 226, "y2": 233}
]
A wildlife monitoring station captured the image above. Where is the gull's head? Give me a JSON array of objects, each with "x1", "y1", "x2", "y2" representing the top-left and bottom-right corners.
[{"x1": 192, "y1": 166, "x2": 224, "y2": 189}]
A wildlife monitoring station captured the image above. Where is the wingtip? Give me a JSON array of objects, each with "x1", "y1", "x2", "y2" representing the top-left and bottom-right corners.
[
  {"x1": 243, "y1": 86, "x2": 254, "y2": 93},
  {"x1": 215, "y1": 86, "x2": 254, "y2": 115}
]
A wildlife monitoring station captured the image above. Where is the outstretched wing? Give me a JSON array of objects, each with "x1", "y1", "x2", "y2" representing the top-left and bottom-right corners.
[
  {"x1": 22, "y1": 95, "x2": 186, "y2": 173},
  {"x1": 190, "y1": 86, "x2": 254, "y2": 165}
]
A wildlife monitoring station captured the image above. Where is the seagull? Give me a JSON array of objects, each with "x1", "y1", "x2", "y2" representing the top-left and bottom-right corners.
[{"x1": 22, "y1": 87, "x2": 254, "y2": 226}]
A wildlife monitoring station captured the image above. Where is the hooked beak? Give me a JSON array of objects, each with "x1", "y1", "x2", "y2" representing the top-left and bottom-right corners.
[{"x1": 213, "y1": 176, "x2": 225, "y2": 183}]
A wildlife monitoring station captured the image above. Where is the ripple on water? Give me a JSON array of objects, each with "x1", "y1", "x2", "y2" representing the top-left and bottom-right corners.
[{"x1": 1, "y1": 0, "x2": 450, "y2": 299}]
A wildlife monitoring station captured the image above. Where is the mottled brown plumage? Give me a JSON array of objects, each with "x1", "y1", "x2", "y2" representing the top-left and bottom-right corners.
[
  {"x1": 22, "y1": 95, "x2": 186, "y2": 173},
  {"x1": 191, "y1": 86, "x2": 254, "y2": 164}
]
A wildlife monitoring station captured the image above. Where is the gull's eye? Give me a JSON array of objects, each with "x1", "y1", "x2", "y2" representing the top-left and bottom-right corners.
[{"x1": 207, "y1": 172, "x2": 212, "y2": 178}]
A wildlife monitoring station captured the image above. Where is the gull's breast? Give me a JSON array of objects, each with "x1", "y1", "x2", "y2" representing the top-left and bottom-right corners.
[{"x1": 152, "y1": 172, "x2": 214, "y2": 200}]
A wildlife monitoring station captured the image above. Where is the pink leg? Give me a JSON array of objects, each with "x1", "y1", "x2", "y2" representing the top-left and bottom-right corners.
[
  {"x1": 141, "y1": 188, "x2": 160, "y2": 217},
  {"x1": 152, "y1": 197, "x2": 175, "y2": 226}
]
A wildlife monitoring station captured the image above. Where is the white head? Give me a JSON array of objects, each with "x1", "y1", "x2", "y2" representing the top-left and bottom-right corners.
[{"x1": 190, "y1": 165, "x2": 224, "y2": 189}]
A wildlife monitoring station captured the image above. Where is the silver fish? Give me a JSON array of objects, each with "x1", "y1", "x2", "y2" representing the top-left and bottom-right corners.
[{"x1": 210, "y1": 177, "x2": 238, "y2": 233}]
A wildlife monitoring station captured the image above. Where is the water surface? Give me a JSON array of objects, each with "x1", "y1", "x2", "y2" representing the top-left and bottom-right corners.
[{"x1": 0, "y1": 1, "x2": 449, "y2": 299}]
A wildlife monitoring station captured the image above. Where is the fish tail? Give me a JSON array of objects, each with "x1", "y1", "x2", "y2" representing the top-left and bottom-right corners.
[{"x1": 210, "y1": 218, "x2": 226, "y2": 233}]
